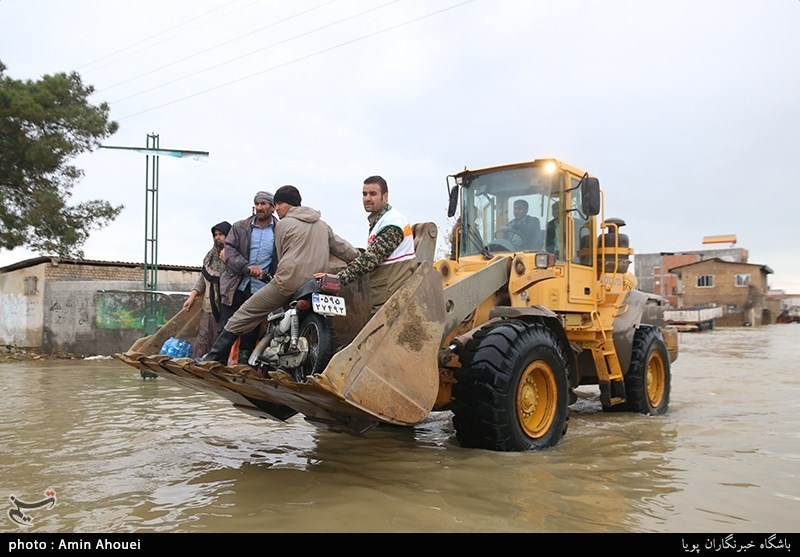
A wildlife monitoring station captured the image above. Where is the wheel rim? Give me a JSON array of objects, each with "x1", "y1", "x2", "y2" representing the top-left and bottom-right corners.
[
  {"x1": 516, "y1": 360, "x2": 557, "y2": 438},
  {"x1": 645, "y1": 350, "x2": 666, "y2": 407},
  {"x1": 300, "y1": 321, "x2": 321, "y2": 376}
]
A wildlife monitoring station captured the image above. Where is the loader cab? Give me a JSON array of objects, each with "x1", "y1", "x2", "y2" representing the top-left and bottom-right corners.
[
  {"x1": 451, "y1": 164, "x2": 558, "y2": 257},
  {"x1": 450, "y1": 160, "x2": 600, "y2": 261}
]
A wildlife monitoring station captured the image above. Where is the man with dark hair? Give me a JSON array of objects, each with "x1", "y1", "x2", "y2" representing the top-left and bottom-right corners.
[
  {"x1": 500, "y1": 199, "x2": 541, "y2": 250},
  {"x1": 215, "y1": 191, "x2": 278, "y2": 364},
  {"x1": 545, "y1": 200, "x2": 562, "y2": 258},
  {"x1": 315, "y1": 175, "x2": 416, "y2": 314},
  {"x1": 202, "y1": 185, "x2": 359, "y2": 364}
]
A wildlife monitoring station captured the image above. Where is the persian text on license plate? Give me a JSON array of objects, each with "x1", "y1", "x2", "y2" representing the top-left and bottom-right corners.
[{"x1": 312, "y1": 293, "x2": 347, "y2": 316}]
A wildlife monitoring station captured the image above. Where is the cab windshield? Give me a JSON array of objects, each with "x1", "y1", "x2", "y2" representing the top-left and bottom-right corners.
[{"x1": 459, "y1": 165, "x2": 562, "y2": 256}]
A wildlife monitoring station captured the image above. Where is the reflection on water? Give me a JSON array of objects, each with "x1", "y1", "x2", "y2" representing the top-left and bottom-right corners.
[{"x1": 1, "y1": 325, "x2": 798, "y2": 532}]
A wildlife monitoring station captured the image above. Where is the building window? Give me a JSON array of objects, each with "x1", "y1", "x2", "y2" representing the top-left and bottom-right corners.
[
  {"x1": 24, "y1": 276, "x2": 38, "y2": 295},
  {"x1": 697, "y1": 274, "x2": 714, "y2": 288},
  {"x1": 735, "y1": 273, "x2": 750, "y2": 287}
]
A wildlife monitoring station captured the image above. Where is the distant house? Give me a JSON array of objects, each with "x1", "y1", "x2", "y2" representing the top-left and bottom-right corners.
[
  {"x1": 668, "y1": 258, "x2": 775, "y2": 327},
  {"x1": 0, "y1": 256, "x2": 198, "y2": 356},
  {"x1": 634, "y1": 248, "x2": 748, "y2": 308}
]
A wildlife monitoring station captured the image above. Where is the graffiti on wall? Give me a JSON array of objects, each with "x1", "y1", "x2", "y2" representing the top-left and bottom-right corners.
[
  {"x1": 48, "y1": 296, "x2": 90, "y2": 328},
  {"x1": 95, "y1": 292, "x2": 186, "y2": 330}
]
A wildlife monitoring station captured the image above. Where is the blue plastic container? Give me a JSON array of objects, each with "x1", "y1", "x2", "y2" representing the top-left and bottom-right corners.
[{"x1": 159, "y1": 337, "x2": 192, "y2": 358}]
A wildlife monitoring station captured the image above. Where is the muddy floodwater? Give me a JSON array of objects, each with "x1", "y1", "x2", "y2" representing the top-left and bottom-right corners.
[{"x1": 1, "y1": 325, "x2": 798, "y2": 533}]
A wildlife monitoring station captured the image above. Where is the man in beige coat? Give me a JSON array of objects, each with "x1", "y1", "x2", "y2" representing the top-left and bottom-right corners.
[{"x1": 202, "y1": 185, "x2": 359, "y2": 363}]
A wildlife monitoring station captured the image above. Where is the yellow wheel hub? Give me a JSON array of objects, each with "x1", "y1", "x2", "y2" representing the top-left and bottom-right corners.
[
  {"x1": 516, "y1": 361, "x2": 557, "y2": 438},
  {"x1": 645, "y1": 350, "x2": 666, "y2": 407}
]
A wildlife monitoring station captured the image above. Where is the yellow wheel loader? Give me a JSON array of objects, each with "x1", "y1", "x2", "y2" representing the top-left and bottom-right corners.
[{"x1": 118, "y1": 157, "x2": 678, "y2": 452}]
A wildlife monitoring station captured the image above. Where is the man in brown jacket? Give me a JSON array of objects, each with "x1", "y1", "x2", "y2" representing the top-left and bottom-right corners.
[{"x1": 202, "y1": 185, "x2": 360, "y2": 364}]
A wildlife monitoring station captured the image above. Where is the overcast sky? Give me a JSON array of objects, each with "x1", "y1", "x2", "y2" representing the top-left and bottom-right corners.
[{"x1": 1, "y1": 0, "x2": 799, "y2": 292}]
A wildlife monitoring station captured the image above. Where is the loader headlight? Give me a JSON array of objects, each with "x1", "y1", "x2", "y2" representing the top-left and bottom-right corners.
[{"x1": 535, "y1": 252, "x2": 555, "y2": 269}]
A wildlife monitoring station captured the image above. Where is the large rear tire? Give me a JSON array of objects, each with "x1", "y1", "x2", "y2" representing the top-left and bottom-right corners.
[
  {"x1": 295, "y1": 313, "x2": 336, "y2": 382},
  {"x1": 452, "y1": 320, "x2": 569, "y2": 451},
  {"x1": 606, "y1": 326, "x2": 670, "y2": 414}
]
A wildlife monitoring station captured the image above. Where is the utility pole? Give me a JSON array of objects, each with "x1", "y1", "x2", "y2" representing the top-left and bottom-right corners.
[{"x1": 100, "y1": 134, "x2": 209, "y2": 337}]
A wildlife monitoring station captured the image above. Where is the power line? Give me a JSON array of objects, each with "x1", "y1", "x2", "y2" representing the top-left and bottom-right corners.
[
  {"x1": 116, "y1": 0, "x2": 475, "y2": 120},
  {"x1": 78, "y1": 0, "x2": 248, "y2": 71},
  {"x1": 98, "y1": 0, "x2": 337, "y2": 93},
  {"x1": 109, "y1": 0, "x2": 402, "y2": 105}
]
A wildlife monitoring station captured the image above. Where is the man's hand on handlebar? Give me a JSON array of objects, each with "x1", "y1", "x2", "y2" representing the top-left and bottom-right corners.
[{"x1": 246, "y1": 265, "x2": 264, "y2": 279}]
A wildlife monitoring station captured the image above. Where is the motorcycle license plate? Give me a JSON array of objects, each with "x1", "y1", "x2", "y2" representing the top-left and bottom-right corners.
[{"x1": 312, "y1": 293, "x2": 347, "y2": 316}]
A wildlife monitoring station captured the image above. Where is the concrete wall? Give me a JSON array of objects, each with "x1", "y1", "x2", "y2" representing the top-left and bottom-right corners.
[
  {"x1": 1, "y1": 259, "x2": 198, "y2": 354},
  {"x1": 42, "y1": 280, "x2": 191, "y2": 356},
  {"x1": 0, "y1": 265, "x2": 45, "y2": 346}
]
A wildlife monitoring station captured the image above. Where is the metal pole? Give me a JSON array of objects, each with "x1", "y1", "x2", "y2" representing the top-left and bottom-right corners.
[
  {"x1": 98, "y1": 140, "x2": 209, "y2": 347},
  {"x1": 143, "y1": 133, "x2": 160, "y2": 336}
]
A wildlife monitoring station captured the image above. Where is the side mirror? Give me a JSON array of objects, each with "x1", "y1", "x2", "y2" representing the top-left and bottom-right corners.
[
  {"x1": 581, "y1": 177, "x2": 601, "y2": 216},
  {"x1": 447, "y1": 185, "x2": 459, "y2": 218}
]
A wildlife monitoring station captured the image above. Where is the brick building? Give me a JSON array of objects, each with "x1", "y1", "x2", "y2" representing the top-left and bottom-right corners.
[
  {"x1": 668, "y1": 259, "x2": 775, "y2": 327},
  {"x1": 634, "y1": 247, "x2": 748, "y2": 308}
]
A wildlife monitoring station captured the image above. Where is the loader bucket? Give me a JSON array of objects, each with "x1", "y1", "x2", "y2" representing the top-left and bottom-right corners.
[
  {"x1": 116, "y1": 260, "x2": 446, "y2": 433},
  {"x1": 314, "y1": 260, "x2": 446, "y2": 425}
]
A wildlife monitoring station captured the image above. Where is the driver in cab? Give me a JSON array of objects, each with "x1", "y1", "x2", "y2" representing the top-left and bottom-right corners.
[{"x1": 498, "y1": 199, "x2": 541, "y2": 250}]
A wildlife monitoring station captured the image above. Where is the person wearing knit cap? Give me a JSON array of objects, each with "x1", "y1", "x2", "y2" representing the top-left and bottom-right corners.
[
  {"x1": 212, "y1": 221, "x2": 232, "y2": 237},
  {"x1": 183, "y1": 220, "x2": 232, "y2": 359},
  {"x1": 314, "y1": 175, "x2": 416, "y2": 315},
  {"x1": 215, "y1": 191, "x2": 279, "y2": 364},
  {"x1": 201, "y1": 185, "x2": 360, "y2": 365},
  {"x1": 272, "y1": 185, "x2": 301, "y2": 207}
]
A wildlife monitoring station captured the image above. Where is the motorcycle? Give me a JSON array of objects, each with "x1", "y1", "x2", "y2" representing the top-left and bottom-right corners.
[{"x1": 247, "y1": 275, "x2": 347, "y2": 382}]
